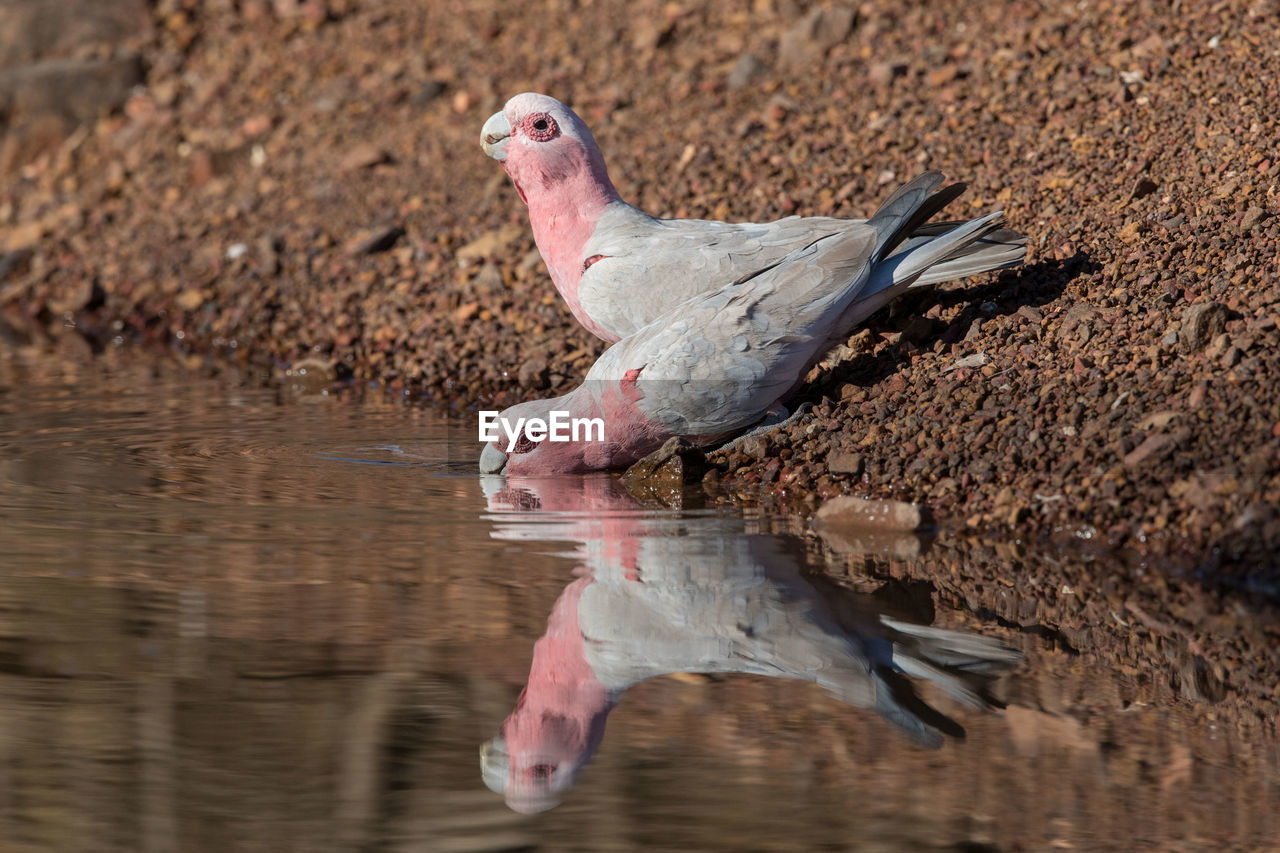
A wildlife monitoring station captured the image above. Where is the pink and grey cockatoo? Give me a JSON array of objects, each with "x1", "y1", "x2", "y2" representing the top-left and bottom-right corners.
[
  {"x1": 478, "y1": 495, "x2": 1021, "y2": 813},
  {"x1": 479, "y1": 170, "x2": 1013, "y2": 475},
  {"x1": 480, "y1": 92, "x2": 1024, "y2": 342}
]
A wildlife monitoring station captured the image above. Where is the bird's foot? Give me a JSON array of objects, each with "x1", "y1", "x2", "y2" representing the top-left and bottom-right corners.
[{"x1": 716, "y1": 403, "x2": 813, "y2": 453}]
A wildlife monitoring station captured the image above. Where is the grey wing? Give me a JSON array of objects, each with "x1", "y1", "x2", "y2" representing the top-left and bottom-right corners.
[
  {"x1": 579, "y1": 206, "x2": 866, "y2": 339},
  {"x1": 590, "y1": 226, "x2": 878, "y2": 435}
]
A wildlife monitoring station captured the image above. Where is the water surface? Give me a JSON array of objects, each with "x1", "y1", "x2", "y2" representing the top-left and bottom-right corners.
[{"x1": 0, "y1": 353, "x2": 1275, "y2": 851}]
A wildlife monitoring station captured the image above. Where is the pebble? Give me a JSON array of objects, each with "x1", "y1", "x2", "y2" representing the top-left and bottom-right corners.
[{"x1": 815, "y1": 496, "x2": 929, "y2": 532}]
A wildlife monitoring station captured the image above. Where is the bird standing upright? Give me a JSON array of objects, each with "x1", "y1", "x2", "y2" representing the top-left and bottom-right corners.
[{"x1": 480, "y1": 92, "x2": 1025, "y2": 343}]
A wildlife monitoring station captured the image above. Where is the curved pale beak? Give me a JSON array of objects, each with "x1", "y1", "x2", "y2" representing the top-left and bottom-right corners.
[
  {"x1": 481, "y1": 111, "x2": 511, "y2": 161},
  {"x1": 479, "y1": 442, "x2": 508, "y2": 474}
]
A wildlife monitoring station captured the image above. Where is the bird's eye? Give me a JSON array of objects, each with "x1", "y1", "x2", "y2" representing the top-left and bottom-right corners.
[
  {"x1": 527, "y1": 763, "x2": 556, "y2": 779},
  {"x1": 522, "y1": 112, "x2": 559, "y2": 142},
  {"x1": 511, "y1": 433, "x2": 538, "y2": 454}
]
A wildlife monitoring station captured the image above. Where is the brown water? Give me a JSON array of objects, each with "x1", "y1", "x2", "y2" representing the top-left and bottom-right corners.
[{"x1": 0, "y1": 352, "x2": 1276, "y2": 852}]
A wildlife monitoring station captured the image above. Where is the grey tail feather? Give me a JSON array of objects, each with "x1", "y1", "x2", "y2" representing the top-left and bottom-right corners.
[
  {"x1": 890, "y1": 211, "x2": 1009, "y2": 288},
  {"x1": 869, "y1": 618, "x2": 1020, "y2": 748},
  {"x1": 880, "y1": 615, "x2": 1022, "y2": 709},
  {"x1": 880, "y1": 182, "x2": 968, "y2": 260},
  {"x1": 866, "y1": 171, "x2": 949, "y2": 260},
  {"x1": 910, "y1": 227, "x2": 1027, "y2": 288}
]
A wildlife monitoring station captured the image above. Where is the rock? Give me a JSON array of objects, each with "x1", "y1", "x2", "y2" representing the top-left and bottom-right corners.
[
  {"x1": 346, "y1": 224, "x2": 404, "y2": 255},
  {"x1": 815, "y1": 525, "x2": 925, "y2": 560},
  {"x1": 472, "y1": 263, "x2": 504, "y2": 293},
  {"x1": 339, "y1": 142, "x2": 392, "y2": 172},
  {"x1": 1123, "y1": 428, "x2": 1189, "y2": 468},
  {"x1": 631, "y1": 18, "x2": 675, "y2": 52},
  {"x1": 0, "y1": 54, "x2": 145, "y2": 126},
  {"x1": 1240, "y1": 205, "x2": 1266, "y2": 232},
  {"x1": 621, "y1": 437, "x2": 709, "y2": 507},
  {"x1": 410, "y1": 79, "x2": 446, "y2": 107},
  {"x1": 727, "y1": 52, "x2": 768, "y2": 90},
  {"x1": 826, "y1": 449, "x2": 864, "y2": 476},
  {"x1": 49, "y1": 277, "x2": 104, "y2": 315},
  {"x1": 0, "y1": 113, "x2": 71, "y2": 174},
  {"x1": 1178, "y1": 301, "x2": 1229, "y2": 353},
  {"x1": 900, "y1": 315, "x2": 939, "y2": 345},
  {"x1": 175, "y1": 288, "x2": 206, "y2": 311},
  {"x1": 946, "y1": 352, "x2": 990, "y2": 372},
  {"x1": 0, "y1": 0, "x2": 153, "y2": 69},
  {"x1": 456, "y1": 225, "x2": 523, "y2": 266},
  {"x1": 738, "y1": 434, "x2": 770, "y2": 460},
  {"x1": 1204, "y1": 331, "x2": 1230, "y2": 360},
  {"x1": 867, "y1": 61, "x2": 908, "y2": 88},
  {"x1": 517, "y1": 356, "x2": 549, "y2": 390},
  {"x1": 1129, "y1": 177, "x2": 1158, "y2": 200},
  {"x1": 778, "y1": 5, "x2": 856, "y2": 69},
  {"x1": 3, "y1": 221, "x2": 44, "y2": 252},
  {"x1": 284, "y1": 357, "x2": 337, "y2": 392},
  {"x1": 1005, "y1": 706, "x2": 1098, "y2": 758},
  {"x1": 1137, "y1": 410, "x2": 1180, "y2": 431},
  {"x1": 0, "y1": 248, "x2": 33, "y2": 281},
  {"x1": 814, "y1": 496, "x2": 930, "y2": 532}
]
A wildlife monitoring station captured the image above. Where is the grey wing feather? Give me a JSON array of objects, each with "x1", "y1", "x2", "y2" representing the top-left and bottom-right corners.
[
  {"x1": 579, "y1": 205, "x2": 867, "y2": 338},
  {"x1": 589, "y1": 227, "x2": 878, "y2": 434}
]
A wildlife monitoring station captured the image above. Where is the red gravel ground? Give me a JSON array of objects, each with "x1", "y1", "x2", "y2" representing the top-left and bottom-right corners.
[{"x1": 2, "y1": 0, "x2": 1278, "y2": 573}]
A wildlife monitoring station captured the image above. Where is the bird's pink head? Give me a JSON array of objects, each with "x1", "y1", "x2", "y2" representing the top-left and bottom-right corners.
[
  {"x1": 478, "y1": 391, "x2": 621, "y2": 476},
  {"x1": 480, "y1": 576, "x2": 613, "y2": 813},
  {"x1": 480, "y1": 93, "x2": 618, "y2": 211}
]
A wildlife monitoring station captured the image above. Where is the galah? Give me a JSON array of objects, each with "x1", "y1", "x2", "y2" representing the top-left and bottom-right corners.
[
  {"x1": 479, "y1": 171, "x2": 1012, "y2": 475},
  {"x1": 478, "y1": 499, "x2": 1021, "y2": 813},
  {"x1": 480, "y1": 92, "x2": 1024, "y2": 342}
]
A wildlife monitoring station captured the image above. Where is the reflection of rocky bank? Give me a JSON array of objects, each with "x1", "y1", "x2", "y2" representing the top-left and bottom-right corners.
[{"x1": 480, "y1": 478, "x2": 1020, "y2": 813}]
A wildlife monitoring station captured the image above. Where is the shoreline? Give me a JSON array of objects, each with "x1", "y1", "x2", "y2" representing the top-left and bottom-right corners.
[{"x1": 1, "y1": 0, "x2": 1276, "y2": 577}]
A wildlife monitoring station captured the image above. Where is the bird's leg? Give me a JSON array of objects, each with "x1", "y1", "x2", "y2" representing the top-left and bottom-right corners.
[{"x1": 715, "y1": 403, "x2": 813, "y2": 453}]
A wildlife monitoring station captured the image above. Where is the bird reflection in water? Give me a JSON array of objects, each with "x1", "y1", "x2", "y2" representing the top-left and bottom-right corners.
[{"x1": 478, "y1": 476, "x2": 1021, "y2": 813}]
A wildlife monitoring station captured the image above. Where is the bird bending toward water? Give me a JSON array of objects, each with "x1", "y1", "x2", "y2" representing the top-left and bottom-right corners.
[{"x1": 479, "y1": 170, "x2": 1017, "y2": 475}]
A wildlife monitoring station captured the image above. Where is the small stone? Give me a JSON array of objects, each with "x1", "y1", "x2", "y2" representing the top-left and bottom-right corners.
[
  {"x1": 0, "y1": 248, "x2": 33, "y2": 281},
  {"x1": 410, "y1": 79, "x2": 446, "y2": 107},
  {"x1": 826, "y1": 449, "x2": 864, "y2": 476},
  {"x1": 727, "y1": 52, "x2": 767, "y2": 91},
  {"x1": 738, "y1": 434, "x2": 770, "y2": 460},
  {"x1": 1240, "y1": 206, "x2": 1266, "y2": 232},
  {"x1": 340, "y1": 142, "x2": 392, "y2": 172},
  {"x1": 621, "y1": 438, "x2": 709, "y2": 507},
  {"x1": 1204, "y1": 331, "x2": 1230, "y2": 360},
  {"x1": 901, "y1": 315, "x2": 939, "y2": 345},
  {"x1": 778, "y1": 4, "x2": 855, "y2": 68},
  {"x1": 1123, "y1": 429, "x2": 1188, "y2": 468},
  {"x1": 1129, "y1": 177, "x2": 1158, "y2": 200},
  {"x1": 175, "y1": 289, "x2": 205, "y2": 311},
  {"x1": 3, "y1": 221, "x2": 43, "y2": 251},
  {"x1": 456, "y1": 225, "x2": 523, "y2": 266},
  {"x1": 1178, "y1": 301, "x2": 1229, "y2": 353},
  {"x1": 472, "y1": 263, "x2": 504, "y2": 293},
  {"x1": 517, "y1": 357, "x2": 549, "y2": 390},
  {"x1": 814, "y1": 496, "x2": 929, "y2": 532},
  {"x1": 946, "y1": 352, "x2": 990, "y2": 372},
  {"x1": 347, "y1": 225, "x2": 404, "y2": 255}
]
